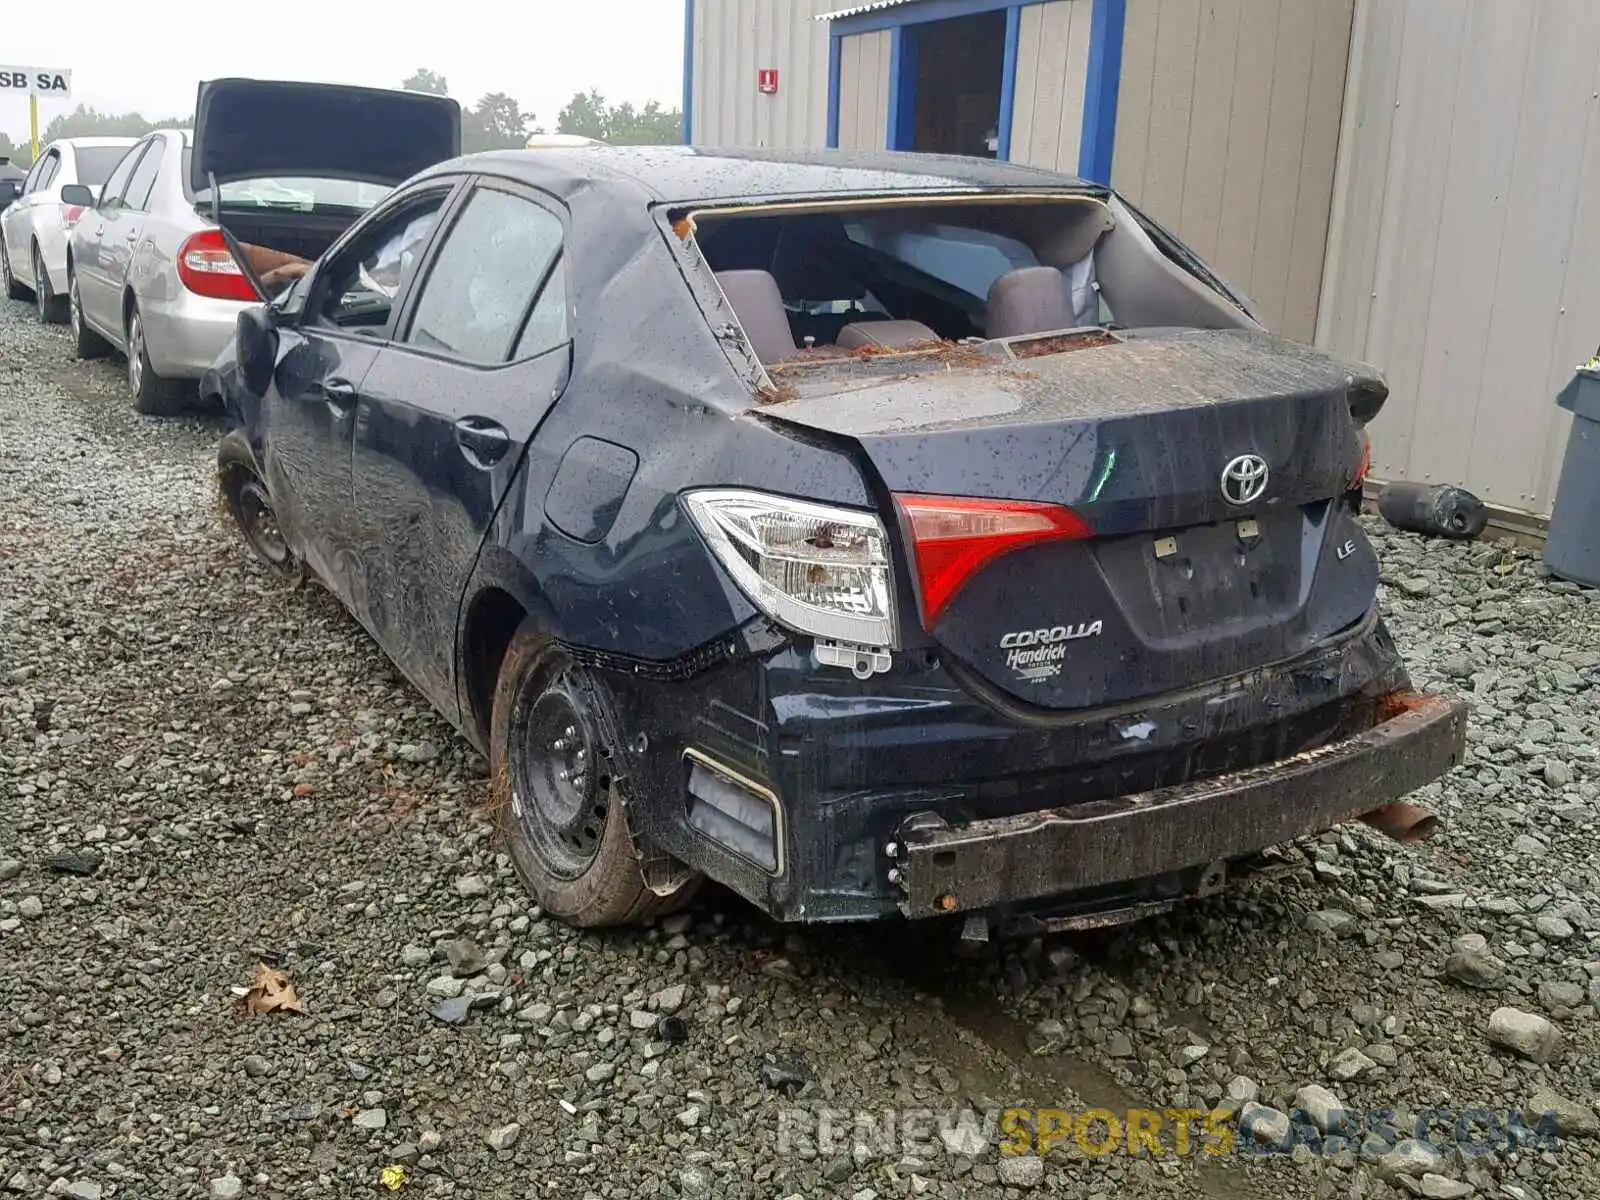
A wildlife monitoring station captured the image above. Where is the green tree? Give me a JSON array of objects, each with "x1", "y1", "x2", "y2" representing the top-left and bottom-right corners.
[
  {"x1": 402, "y1": 68, "x2": 450, "y2": 96},
  {"x1": 0, "y1": 132, "x2": 28, "y2": 169},
  {"x1": 40, "y1": 104, "x2": 188, "y2": 142},
  {"x1": 463, "y1": 91, "x2": 538, "y2": 153},
  {"x1": 556, "y1": 90, "x2": 681, "y2": 145}
]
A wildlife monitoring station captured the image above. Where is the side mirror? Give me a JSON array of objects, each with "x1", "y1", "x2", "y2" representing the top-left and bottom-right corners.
[
  {"x1": 235, "y1": 305, "x2": 279, "y2": 397},
  {"x1": 58, "y1": 183, "x2": 94, "y2": 207}
]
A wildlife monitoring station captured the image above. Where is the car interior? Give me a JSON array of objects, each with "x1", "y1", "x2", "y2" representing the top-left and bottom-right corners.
[{"x1": 691, "y1": 196, "x2": 1256, "y2": 366}]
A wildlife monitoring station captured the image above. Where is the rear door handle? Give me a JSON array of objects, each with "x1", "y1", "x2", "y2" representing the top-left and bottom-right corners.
[
  {"x1": 454, "y1": 416, "x2": 511, "y2": 467},
  {"x1": 322, "y1": 378, "x2": 358, "y2": 416}
]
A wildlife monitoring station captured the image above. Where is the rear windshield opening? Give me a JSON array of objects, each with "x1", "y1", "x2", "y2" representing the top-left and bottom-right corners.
[{"x1": 688, "y1": 197, "x2": 1117, "y2": 365}]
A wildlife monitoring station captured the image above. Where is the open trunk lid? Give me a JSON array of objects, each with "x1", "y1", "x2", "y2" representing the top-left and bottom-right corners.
[
  {"x1": 190, "y1": 78, "x2": 460, "y2": 193},
  {"x1": 761, "y1": 329, "x2": 1382, "y2": 711}
]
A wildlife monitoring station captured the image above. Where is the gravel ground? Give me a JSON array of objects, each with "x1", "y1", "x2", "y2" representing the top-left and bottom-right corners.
[{"x1": 1, "y1": 292, "x2": 1597, "y2": 1200}]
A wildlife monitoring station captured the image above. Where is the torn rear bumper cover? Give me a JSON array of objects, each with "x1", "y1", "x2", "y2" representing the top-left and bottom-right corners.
[{"x1": 891, "y1": 691, "x2": 1468, "y2": 918}]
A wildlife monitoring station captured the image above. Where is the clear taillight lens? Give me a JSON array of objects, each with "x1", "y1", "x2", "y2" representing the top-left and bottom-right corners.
[{"x1": 682, "y1": 489, "x2": 896, "y2": 647}]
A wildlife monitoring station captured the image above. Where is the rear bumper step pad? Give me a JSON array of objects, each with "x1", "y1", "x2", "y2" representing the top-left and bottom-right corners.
[{"x1": 893, "y1": 691, "x2": 1468, "y2": 918}]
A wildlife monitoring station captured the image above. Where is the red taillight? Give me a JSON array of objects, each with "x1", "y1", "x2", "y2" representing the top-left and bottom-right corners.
[
  {"x1": 1352, "y1": 431, "x2": 1374, "y2": 490},
  {"x1": 896, "y1": 494, "x2": 1095, "y2": 629},
  {"x1": 176, "y1": 230, "x2": 260, "y2": 302}
]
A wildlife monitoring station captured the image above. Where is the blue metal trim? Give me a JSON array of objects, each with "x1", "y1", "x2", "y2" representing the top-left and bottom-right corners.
[
  {"x1": 886, "y1": 26, "x2": 920, "y2": 149},
  {"x1": 831, "y1": 0, "x2": 1045, "y2": 39},
  {"x1": 681, "y1": 0, "x2": 695, "y2": 144},
  {"x1": 996, "y1": 5, "x2": 1021, "y2": 160},
  {"x1": 826, "y1": 33, "x2": 843, "y2": 148},
  {"x1": 1078, "y1": 0, "x2": 1126, "y2": 184}
]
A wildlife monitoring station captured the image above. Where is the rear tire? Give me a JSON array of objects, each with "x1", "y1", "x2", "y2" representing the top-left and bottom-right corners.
[
  {"x1": 490, "y1": 625, "x2": 698, "y2": 928},
  {"x1": 127, "y1": 305, "x2": 190, "y2": 416},
  {"x1": 32, "y1": 246, "x2": 65, "y2": 323},
  {"x1": 1, "y1": 238, "x2": 26, "y2": 300},
  {"x1": 68, "y1": 270, "x2": 110, "y2": 359},
  {"x1": 217, "y1": 429, "x2": 304, "y2": 584}
]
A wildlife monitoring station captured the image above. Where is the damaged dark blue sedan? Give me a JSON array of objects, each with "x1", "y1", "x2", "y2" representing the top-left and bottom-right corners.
[{"x1": 212, "y1": 145, "x2": 1468, "y2": 932}]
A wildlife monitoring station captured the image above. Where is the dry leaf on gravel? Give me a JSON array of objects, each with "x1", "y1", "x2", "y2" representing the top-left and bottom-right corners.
[{"x1": 242, "y1": 963, "x2": 306, "y2": 1015}]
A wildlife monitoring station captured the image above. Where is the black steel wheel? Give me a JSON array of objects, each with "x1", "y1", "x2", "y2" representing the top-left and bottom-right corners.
[
  {"x1": 217, "y1": 429, "x2": 303, "y2": 583},
  {"x1": 489, "y1": 626, "x2": 698, "y2": 927}
]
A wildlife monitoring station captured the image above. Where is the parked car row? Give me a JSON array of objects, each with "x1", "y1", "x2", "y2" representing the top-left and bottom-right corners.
[
  {"x1": 1, "y1": 79, "x2": 458, "y2": 413},
  {"x1": 1, "y1": 78, "x2": 1469, "y2": 934}
]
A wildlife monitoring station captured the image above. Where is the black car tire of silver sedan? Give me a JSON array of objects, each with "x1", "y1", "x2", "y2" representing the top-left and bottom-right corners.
[
  {"x1": 217, "y1": 430, "x2": 304, "y2": 585},
  {"x1": 127, "y1": 304, "x2": 190, "y2": 416},
  {"x1": 490, "y1": 625, "x2": 699, "y2": 928},
  {"x1": 2, "y1": 237, "x2": 27, "y2": 301},
  {"x1": 32, "y1": 245, "x2": 65, "y2": 323},
  {"x1": 68, "y1": 270, "x2": 111, "y2": 359}
]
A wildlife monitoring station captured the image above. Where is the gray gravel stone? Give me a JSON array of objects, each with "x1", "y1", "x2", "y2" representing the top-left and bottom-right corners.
[
  {"x1": 1487, "y1": 1006, "x2": 1563, "y2": 1062},
  {"x1": 353, "y1": 1108, "x2": 387, "y2": 1131},
  {"x1": 485, "y1": 1122, "x2": 522, "y2": 1151},
  {"x1": 1445, "y1": 933, "x2": 1507, "y2": 989},
  {"x1": 1418, "y1": 1177, "x2": 1475, "y2": 1200},
  {"x1": 209, "y1": 1175, "x2": 243, "y2": 1199},
  {"x1": 1525, "y1": 1088, "x2": 1599, "y2": 1137},
  {"x1": 1293, "y1": 1085, "x2": 1348, "y2": 1134},
  {"x1": 996, "y1": 1154, "x2": 1045, "y2": 1187},
  {"x1": 1328, "y1": 1048, "x2": 1376, "y2": 1081}
]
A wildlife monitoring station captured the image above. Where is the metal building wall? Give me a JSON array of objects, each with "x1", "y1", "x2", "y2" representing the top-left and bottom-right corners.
[
  {"x1": 1111, "y1": 0, "x2": 1354, "y2": 343},
  {"x1": 836, "y1": 30, "x2": 895, "y2": 150},
  {"x1": 689, "y1": 0, "x2": 836, "y2": 146},
  {"x1": 1008, "y1": 0, "x2": 1094, "y2": 173},
  {"x1": 1318, "y1": 0, "x2": 1600, "y2": 519}
]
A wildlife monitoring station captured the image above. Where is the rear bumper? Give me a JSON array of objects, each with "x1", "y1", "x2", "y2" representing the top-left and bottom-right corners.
[
  {"x1": 612, "y1": 611, "x2": 1462, "y2": 922},
  {"x1": 891, "y1": 691, "x2": 1467, "y2": 917},
  {"x1": 140, "y1": 289, "x2": 248, "y2": 379}
]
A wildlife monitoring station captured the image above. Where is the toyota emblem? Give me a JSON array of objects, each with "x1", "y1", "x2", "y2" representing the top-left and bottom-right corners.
[{"x1": 1220, "y1": 453, "x2": 1269, "y2": 506}]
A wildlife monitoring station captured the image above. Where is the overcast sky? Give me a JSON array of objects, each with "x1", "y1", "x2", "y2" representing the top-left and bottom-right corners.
[{"x1": 2, "y1": 0, "x2": 685, "y2": 141}]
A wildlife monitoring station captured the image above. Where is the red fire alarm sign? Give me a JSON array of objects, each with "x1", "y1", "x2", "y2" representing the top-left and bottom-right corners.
[{"x1": 758, "y1": 68, "x2": 779, "y2": 94}]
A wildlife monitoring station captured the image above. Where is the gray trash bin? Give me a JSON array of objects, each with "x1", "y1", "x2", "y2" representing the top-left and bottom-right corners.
[{"x1": 1545, "y1": 366, "x2": 1600, "y2": 586}]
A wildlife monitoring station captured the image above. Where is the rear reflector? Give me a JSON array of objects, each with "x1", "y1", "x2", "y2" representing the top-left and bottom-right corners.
[
  {"x1": 176, "y1": 229, "x2": 260, "y2": 303},
  {"x1": 896, "y1": 494, "x2": 1094, "y2": 629}
]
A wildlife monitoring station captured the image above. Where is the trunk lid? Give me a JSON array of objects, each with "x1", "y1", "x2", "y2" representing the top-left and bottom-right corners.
[
  {"x1": 190, "y1": 78, "x2": 461, "y2": 193},
  {"x1": 761, "y1": 329, "x2": 1381, "y2": 711}
]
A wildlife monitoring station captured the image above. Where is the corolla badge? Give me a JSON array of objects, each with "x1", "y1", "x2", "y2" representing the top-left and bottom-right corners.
[
  {"x1": 1220, "y1": 453, "x2": 1269, "y2": 506},
  {"x1": 999, "y1": 622, "x2": 1103, "y2": 683}
]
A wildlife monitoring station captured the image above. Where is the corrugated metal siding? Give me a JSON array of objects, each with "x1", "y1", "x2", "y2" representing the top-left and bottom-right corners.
[
  {"x1": 837, "y1": 29, "x2": 893, "y2": 149},
  {"x1": 691, "y1": 0, "x2": 836, "y2": 147},
  {"x1": 1318, "y1": 0, "x2": 1600, "y2": 516},
  {"x1": 1008, "y1": 0, "x2": 1093, "y2": 173},
  {"x1": 1111, "y1": 0, "x2": 1354, "y2": 343}
]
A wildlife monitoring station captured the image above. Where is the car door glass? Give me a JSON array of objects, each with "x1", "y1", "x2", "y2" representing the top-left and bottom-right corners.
[
  {"x1": 512, "y1": 256, "x2": 568, "y2": 359},
  {"x1": 22, "y1": 153, "x2": 53, "y2": 195},
  {"x1": 35, "y1": 155, "x2": 60, "y2": 192},
  {"x1": 318, "y1": 196, "x2": 447, "y2": 331},
  {"x1": 122, "y1": 142, "x2": 163, "y2": 212},
  {"x1": 403, "y1": 188, "x2": 565, "y2": 364},
  {"x1": 96, "y1": 146, "x2": 145, "y2": 213}
]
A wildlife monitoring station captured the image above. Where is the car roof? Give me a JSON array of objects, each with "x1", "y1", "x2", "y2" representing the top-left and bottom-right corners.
[
  {"x1": 51, "y1": 136, "x2": 140, "y2": 149},
  {"x1": 433, "y1": 145, "x2": 1092, "y2": 206}
]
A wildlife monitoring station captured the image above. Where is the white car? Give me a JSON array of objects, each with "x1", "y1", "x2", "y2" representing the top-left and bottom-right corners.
[
  {"x1": 1, "y1": 137, "x2": 138, "y2": 323},
  {"x1": 61, "y1": 78, "x2": 458, "y2": 414}
]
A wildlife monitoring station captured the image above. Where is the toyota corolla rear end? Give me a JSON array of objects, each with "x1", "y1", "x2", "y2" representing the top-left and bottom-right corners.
[{"x1": 617, "y1": 186, "x2": 1467, "y2": 928}]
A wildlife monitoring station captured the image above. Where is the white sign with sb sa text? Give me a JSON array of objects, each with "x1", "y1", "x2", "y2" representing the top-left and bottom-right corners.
[{"x1": 0, "y1": 67, "x2": 72, "y2": 98}]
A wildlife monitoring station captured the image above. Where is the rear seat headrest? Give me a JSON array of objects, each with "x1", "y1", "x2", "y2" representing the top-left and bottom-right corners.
[
  {"x1": 715, "y1": 269, "x2": 797, "y2": 365},
  {"x1": 836, "y1": 320, "x2": 939, "y2": 351},
  {"x1": 986, "y1": 266, "x2": 1072, "y2": 339}
]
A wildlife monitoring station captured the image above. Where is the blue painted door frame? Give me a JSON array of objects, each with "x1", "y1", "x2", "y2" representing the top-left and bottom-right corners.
[{"x1": 821, "y1": 0, "x2": 1126, "y2": 185}]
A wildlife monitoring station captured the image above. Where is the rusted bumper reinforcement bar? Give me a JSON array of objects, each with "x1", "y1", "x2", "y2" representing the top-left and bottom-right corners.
[{"x1": 893, "y1": 691, "x2": 1469, "y2": 918}]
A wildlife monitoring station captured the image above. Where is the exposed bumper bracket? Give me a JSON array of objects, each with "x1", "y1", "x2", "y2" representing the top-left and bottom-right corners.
[{"x1": 894, "y1": 691, "x2": 1468, "y2": 918}]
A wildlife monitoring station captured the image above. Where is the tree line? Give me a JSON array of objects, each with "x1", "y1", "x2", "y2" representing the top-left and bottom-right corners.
[{"x1": 0, "y1": 70, "x2": 682, "y2": 167}]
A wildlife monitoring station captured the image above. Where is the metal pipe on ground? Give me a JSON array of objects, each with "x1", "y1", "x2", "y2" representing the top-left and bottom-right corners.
[{"x1": 1359, "y1": 802, "x2": 1439, "y2": 844}]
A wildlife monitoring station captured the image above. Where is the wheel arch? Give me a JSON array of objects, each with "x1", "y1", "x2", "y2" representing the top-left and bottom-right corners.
[{"x1": 457, "y1": 546, "x2": 563, "y2": 753}]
